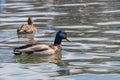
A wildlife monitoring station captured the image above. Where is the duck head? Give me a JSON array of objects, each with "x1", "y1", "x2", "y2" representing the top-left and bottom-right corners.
[
  {"x1": 54, "y1": 30, "x2": 71, "y2": 45},
  {"x1": 28, "y1": 16, "x2": 34, "y2": 25}
]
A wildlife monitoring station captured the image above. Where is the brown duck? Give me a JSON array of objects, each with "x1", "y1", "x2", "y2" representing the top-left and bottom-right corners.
[{"x1": 17, "y1": 17, "x2": 37, "y2": 34}]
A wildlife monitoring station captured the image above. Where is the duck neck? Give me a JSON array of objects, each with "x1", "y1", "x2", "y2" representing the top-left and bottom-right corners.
[{"x1": 54, "y1": 36, "x2": 62, "y2": 45}]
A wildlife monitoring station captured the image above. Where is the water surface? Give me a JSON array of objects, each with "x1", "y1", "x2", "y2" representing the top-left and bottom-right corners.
[{"x1": 0, "y1": 0, "x2": 120, "y2": 80}]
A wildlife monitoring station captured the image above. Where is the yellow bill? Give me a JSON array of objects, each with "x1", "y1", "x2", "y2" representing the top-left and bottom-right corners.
[{"x1": 66, "y1": 37, "x2": 72, "y2": 42}]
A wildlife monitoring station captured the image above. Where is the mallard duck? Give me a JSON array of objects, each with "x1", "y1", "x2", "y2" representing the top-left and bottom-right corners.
[
  {"x1": 13, "y1": 30, "x2": 71, "y2": 56},
  {"x1": 17, "y1": 16, "x2": 37, "y2": 34}
]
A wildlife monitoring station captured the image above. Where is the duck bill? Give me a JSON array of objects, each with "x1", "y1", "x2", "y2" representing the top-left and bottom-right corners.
[{"x1": 66, "y1": 37, "x2": 72, "y2": 42}]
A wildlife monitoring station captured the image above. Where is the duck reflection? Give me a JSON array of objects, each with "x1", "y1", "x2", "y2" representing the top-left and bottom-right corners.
[
  {"x1": 13, "y1": 51, "x2": 71, "y2": 76},
  {"x1": 17, "y1": 33, "x2": 36, "y2": 44},
  {"x1": 14, "y1": 51, "x2": 62, "y2": 64}
]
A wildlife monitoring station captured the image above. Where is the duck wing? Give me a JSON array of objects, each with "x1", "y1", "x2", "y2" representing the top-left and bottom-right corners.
[
  {"x1": 14, "y1": 44, "x2": 36, "y2": 50},
  {"x1": 14, "y1": 44, "x2": 50, "y2": 55}
]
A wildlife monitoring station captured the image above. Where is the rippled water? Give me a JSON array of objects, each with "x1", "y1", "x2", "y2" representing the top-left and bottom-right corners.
[{"x1": 0, "y1": 0, "x2": 120, "y2": 80}]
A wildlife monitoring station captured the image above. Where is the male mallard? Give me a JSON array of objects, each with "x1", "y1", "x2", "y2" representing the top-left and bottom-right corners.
[
  {"x1": 17, "y1": 16, "x2": 37, "y2": 34},
  {"x1": 13, "y1": 30, "x2": 71, "y2": 56}
]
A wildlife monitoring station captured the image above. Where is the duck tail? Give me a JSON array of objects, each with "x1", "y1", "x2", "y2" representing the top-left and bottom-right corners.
[{"x1": 13, "y1": 49, "x2": 22, "y2": 55}]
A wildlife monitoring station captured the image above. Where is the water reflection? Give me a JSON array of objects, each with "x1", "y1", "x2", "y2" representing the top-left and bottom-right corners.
[
  {"x1": 14, "y1": 52, "x2": 62, "y2": 64},
  {"x1": 13, "y1": 52, "x2": 73, "y2": 76},
  {"x1": 0, "y1": 0, "x2": 5, "y2": 13},
  {"x1": 17, "y1": 34, "x2": 36, "y2": 44}
]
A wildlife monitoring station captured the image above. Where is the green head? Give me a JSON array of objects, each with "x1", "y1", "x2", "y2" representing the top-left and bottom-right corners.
[{"x1": 54, "y1": 30, "x2": 71, "y2": 45}]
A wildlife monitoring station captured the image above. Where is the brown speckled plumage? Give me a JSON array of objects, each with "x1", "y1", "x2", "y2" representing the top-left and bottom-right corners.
[{"x1": 17, "y1": 17, "x2": 37, "y2": 34}]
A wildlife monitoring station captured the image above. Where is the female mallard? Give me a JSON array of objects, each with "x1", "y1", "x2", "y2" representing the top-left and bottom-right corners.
[
  {"x1": 13, "y1": 30, "x2": 71, "y2": 56},
  {"x1": 17, "y1": 16, "x2": 37, "y2": 34}
]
